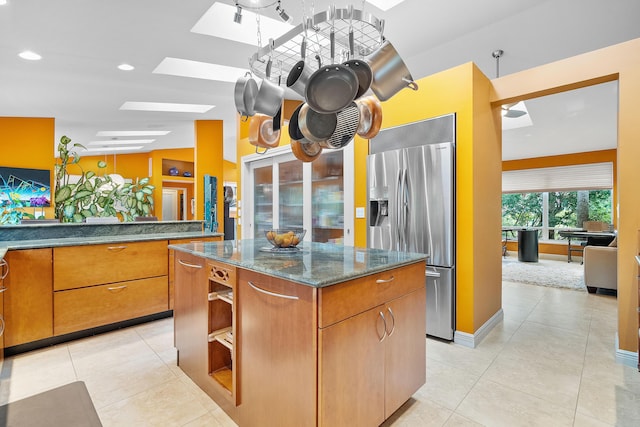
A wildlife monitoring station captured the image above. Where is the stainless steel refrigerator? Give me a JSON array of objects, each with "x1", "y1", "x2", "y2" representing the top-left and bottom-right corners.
[{"x1": 367, "y1": 114, "x2": 455, "y2": 340}]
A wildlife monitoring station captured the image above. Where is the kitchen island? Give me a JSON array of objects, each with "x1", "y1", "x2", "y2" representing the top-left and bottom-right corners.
[{"x1": 170, "y1": 239, "x2": 427, "y2": 427}]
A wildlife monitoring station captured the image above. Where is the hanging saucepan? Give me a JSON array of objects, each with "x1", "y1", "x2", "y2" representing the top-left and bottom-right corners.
[
  {"x1": 320, "y1": 102, "x2": 361, "y2": 149},
  {"x1": 298, "y1": 103, "x2": 337, "y2": 144},
  {"x1": 253, "y1": 40, "x2": 285, "y2": 117},
  {"x1": 249, "y1": 106, "x2": 282, "y2": 153},
  {"x1": 304, "y1": 8, "x2": 359, "y2": 114},
  {"x1": 355, "y1": 95, "x2": 383, "y2": 139},
  {"x1": 286, "y1": 19, "x2": 313, "y2": 98},
  {"x1": 366, "y1": 39, "x2": 419, "y2": 101},
  {"x1": 234, "y1": 71, "x2": 258, "y2": 120},
  {"x1": 342, "y1": 7, "x2": 372, "y2": 99},
  {"x1": 291, "y1": 139, "x2": 323, "y2": 163}
]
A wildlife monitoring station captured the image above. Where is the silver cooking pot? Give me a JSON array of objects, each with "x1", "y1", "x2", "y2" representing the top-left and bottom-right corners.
[
  {"x1": 253, "y1": 77, "x2": 285, "y2": 117},
  {"x1": 366, "y1": 40, "x2": 418, "y2": 101},
  {"x1": 234, "y1": 72, "x2": 258, "y2": 119}
]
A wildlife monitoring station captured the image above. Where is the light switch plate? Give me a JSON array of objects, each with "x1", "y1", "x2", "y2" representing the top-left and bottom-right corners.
[{"x1": 356, "y1": 207, "x2": 365, "y2": 218}]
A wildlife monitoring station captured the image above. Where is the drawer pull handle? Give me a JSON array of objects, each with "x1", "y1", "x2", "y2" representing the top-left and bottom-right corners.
[
  {"x1": 178, "y1": 260, "x2": 203, "y2": 269},
  {"x1": 378, "y1": 311, "x2": 387, "y2": 342},
  {"x1": 0, "y1": 315, "x2": 5, "y2": 337},
  {"x1": 0, "y1": 259, "x2": 9, "y2": 280},
  {"x1": 107, "y1": 245, "x2": 127, "y2": 251},
  {"x1": 376, "y1": 275, "x2": 395, "y2": 284},
  {"x1": 107, "y1": 285, "x2": 128, "y2": 292},
  {"x1": 0, "y1": 286, "x2": 7, "y2": 293},
  {"x1": 247, "y1": 281, "x2": 299, "y2": 300},
  {"x1": 386, "y1": 307, "x2": 396, "y2": 336}
]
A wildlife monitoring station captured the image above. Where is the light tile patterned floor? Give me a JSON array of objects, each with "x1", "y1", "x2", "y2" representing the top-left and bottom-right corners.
[{"x1": 1, "y1": 273, "x2": 638, "y2": 426}]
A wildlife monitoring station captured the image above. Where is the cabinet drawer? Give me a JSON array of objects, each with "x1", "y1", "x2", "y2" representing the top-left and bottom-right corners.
[
  {"x1": 54, "y1": 240, "x2": 169, "y2": 291},
  {"x1": 54, "y1": 276, "x2": 168, "y2": 335},
  {"x1": 318, "y1": 261, "x2": 425, "y2": 328}
]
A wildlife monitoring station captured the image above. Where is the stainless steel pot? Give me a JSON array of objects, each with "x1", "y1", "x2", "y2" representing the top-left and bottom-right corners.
[
  {"x1": 253, "y1": 77, "x2": 285, "y2": 117},
  {"x1": 234, "y1": 72, "x2": 258, "y2": 119},
  {"x1": 286, "y1": 29, "x2": 314, "y2": 97},
  {"x1": 298, "y1": 103, "x2": 337, "y2": 144},
  {"x1": 366, "y1": 40, "x2": 419, "y2": 101}
]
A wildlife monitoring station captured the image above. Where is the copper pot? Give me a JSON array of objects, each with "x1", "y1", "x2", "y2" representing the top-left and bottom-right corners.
[
  {"x1": 249, "y1": 107, "x2": 282, "y2": 152},
  {"x1": 355, "y1": 96, "x2": 382, "y2": 139}
]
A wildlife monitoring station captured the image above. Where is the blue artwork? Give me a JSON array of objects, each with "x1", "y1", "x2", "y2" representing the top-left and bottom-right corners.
[
  {"x1": 0, "y1": 166, "x2": 51, "y2": 207},
  {"x1": 204, "y1": 174, "x2": 218, "y2": 232}
]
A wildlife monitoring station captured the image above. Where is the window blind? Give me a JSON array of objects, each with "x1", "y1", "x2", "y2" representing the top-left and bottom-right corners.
[{"x1": 502, "y1": 162, "x2": 613, "y2": 193}]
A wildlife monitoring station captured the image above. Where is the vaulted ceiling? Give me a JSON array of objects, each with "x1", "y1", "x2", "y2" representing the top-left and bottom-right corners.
[{"x1": 1, "y1": 0, "x2": 638, "y2": 161}]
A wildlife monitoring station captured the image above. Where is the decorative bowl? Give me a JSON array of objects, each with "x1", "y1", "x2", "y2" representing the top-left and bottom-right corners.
[{"x1": 265, "y1": 229, "x2": 306, "y2": 249}]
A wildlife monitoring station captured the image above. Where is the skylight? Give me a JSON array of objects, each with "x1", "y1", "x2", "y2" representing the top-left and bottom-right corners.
[
  {"x1": 120, "y1": 102, "x2": 214, "y2": 113},
  {"x1": 96, "y1": 131, "x2": 171, "y2": 137},
  {"x1": 191, "y1": 2, "x2": 294, "y2": 46},
  {"x1": 83, "y1": 146, "x2": 145, "y2": 152},
  {"x1": 366, "y1": 0, "x2": 406, "y2": 11},
  {"x1": 153, "y1": 58, "x2": 248, "y2": 83},
  {"x1": 87, "y1": 139, "x2": 155, "y2": 145}
]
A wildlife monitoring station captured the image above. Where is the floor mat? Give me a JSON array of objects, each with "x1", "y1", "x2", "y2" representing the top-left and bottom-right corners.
[{"x1": 0, "y1": 381, "x2": 102, "y2": 427}]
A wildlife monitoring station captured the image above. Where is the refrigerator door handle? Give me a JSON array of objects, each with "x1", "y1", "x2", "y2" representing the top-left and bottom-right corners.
[
  {"x1": 395, "y1": 169, "x2": 403, "y2": 250},
  {"x1": 426, "y1": 270, "x2": 441, "y2": 278},
  {"x1": 403, "y1": 167, "x2": 410, "y2": 251}
]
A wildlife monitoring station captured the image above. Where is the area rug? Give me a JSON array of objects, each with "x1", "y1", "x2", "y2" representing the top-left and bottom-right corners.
[
  {"x1": 0, "y1": 381, "x2": 102, "y2": 427},
  {"x1": 502, "y1": 256, "x2": 586, "y2": 291}
]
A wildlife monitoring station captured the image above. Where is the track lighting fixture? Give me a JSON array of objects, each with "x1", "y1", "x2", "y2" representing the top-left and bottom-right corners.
[
  {"x1": 276, "y1": 1, "x2": 292, "y2": 23},
  {"x1": 233, "y1": 3, "x2": 243, "y2": 24}
]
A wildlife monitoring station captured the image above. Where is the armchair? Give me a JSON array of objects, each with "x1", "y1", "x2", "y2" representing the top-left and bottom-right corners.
[{"x1": 583, "y1": 245, "x2": 617, "y2": 293}]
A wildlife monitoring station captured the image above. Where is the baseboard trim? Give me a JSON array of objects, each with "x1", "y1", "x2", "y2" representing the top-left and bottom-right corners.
[
  {"x1": 615, "y1": 334, "x2": 639, "y2": 368},
  {"x1": 454, "y1": 308, "x2": 504, "y2": 348}
]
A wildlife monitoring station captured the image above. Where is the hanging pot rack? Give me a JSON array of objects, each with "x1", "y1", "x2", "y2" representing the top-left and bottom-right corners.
[{"x1": 248, "y1": 7, "x2": 385, "y2": 84}]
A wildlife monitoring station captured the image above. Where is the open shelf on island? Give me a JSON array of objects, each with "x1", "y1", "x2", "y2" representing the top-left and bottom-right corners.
[{"x1": 210, "y1": 366, "x2": 233, "y2": 393}]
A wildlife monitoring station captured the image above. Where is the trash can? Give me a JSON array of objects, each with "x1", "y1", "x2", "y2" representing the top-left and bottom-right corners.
[{"x1": 518, "y1": 229, "x2": 538, "y2": 262}]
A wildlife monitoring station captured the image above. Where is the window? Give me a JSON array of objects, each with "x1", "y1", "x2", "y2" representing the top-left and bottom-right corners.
[{"x1": 502, "y1": 189, "x2": 612, "y2": 240}]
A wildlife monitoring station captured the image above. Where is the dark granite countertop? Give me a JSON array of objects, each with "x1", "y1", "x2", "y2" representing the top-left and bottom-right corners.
[
  {"x1": 169, "y1": 239, "x2": 427, "y2": 288},
  {"x1": 0, "y1": 220, "x2": 223, "y2": 260}
]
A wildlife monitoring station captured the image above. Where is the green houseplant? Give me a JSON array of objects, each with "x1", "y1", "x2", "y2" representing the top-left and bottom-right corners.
[{"x1": 54, "y1": 135, "x2": 155, "y2": 222}]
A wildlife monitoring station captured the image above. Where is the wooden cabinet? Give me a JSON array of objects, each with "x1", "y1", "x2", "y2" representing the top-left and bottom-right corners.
[
  {"x1": 2, "y1": 249, "x2": 53, "y2": 347},
  {"x1": 169, "y1": 236, "x2": 222, "y2": 309},
  {"x1": 54, "y1": 277, "x2": 168, "y2": 335},
  {"x1": 53, "y1": 240, "x2": 168, "y2": 291},
  {"x1": 1, "y1": 258, "x2": 7, "y2": 364},
  {"x1": 174, "y1": 252, "x2": 239, "y2": 422},
  {"x1": 318, "y1": 262, "x2": 426, "y2": 426},
  {"x1": 237, "y1": 269, "x2": 318, "y2": 427},
  {"x1": 53, "y1": 240, "x2": 169, "y2": 336}
]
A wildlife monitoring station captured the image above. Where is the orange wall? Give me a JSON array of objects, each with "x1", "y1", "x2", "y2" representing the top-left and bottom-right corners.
[
  {"x1": 491, "y1": 37, "x2": 640, "y2": 354},
  {"x1": 0, "y1": 117, "x2": 56, "y2": 219},
  {"x1": 195, "y1": 121, "x2": 224, "y2": 232}
]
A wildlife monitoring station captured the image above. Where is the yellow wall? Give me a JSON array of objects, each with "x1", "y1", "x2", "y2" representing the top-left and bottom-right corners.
[
  {"x1": 379, "y1": 63, "x2": 503, "y2": 335},
  {"x1": 491, "y1": 37, "x2": 640, "y2": 354},
  {"x1": 0, "y1": 117, "x2": 56, "y2": 219},
  {"x1": 195, "y1": 120, "x2": 224, "y2": 232}
]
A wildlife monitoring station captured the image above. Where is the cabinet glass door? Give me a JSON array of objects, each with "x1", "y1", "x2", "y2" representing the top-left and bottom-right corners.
[
  {"x1": 254, "y1": 165, "x2": 273, "y2": 238},
  {"x1": 279, "y1": 159, "x2": 304, "y2": 230},
  {"x1": 312, "y1": 150, "x2": 344, "y2": 243}
]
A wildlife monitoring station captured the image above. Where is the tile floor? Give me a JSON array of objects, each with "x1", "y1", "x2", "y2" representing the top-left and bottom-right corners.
[{"x1": 1, "y1": 274, "x2": 639, "y2": 426}]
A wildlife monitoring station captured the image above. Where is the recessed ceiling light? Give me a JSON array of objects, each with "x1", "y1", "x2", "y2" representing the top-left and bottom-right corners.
[
  {"x1": 366, "y1": 0, "x2": 405, "y2": 11},
  {"x1": 0, "y1": 1, "x2": 8, "y2": 6},
  {"x1": 118, "y1": 63, "x2": 135, "y2": 71},
  {"x1": 88, "y1": 139, "x2": 155, "y2": 145},
  {"x1": 96, "y1": 130, "x2": 170, "y2": 137},
  {"x1": 153, "y1": 57, "x2": 249, "y2": 83},
  {"x1": 18, "y1": 50, "x2": 42, "y2": 61},
  {"x1": 120, "y1": 101, "x2": 215, "y2": 113},
  {"x1": 83, "y1": 146, "x2": 145, "y2": 152},
  {"x1": 191, "y1": 3, "x2": 293, "y2": 46}
]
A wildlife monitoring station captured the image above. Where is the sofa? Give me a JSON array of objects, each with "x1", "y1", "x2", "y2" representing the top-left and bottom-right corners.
[{"x1": 583, "y1": 242, "x2": 617, "y2": 293}]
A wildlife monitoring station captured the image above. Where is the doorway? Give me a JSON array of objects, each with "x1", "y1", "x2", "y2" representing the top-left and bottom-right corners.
[{"x1": 162, "y1": 188, "x2": 187, "y2": 221}]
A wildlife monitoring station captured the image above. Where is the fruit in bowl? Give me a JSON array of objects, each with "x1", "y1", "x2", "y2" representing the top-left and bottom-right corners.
[{"x1": 265, "y1": 229, "x2": 306, "y2": 248}]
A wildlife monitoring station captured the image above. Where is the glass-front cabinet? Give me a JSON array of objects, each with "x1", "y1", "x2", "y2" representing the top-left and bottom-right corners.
[{"x1": 242, "y1": 145, "x2": 354, "y2": 245}]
